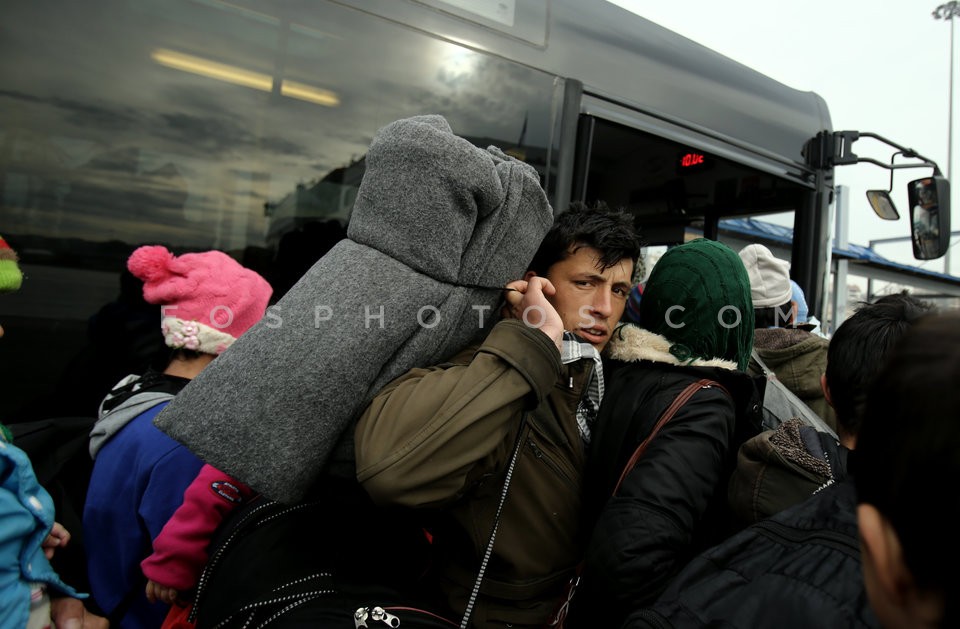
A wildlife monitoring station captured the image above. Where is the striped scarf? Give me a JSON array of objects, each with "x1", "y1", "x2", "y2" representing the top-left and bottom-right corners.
[{"x1": 561, "y1": 332, "x2": 604, "y2": 444}]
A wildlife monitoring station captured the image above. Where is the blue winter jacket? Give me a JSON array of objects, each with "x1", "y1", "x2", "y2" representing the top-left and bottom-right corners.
[
  {"x1": 0, "y1": 438, "x2": 80, "y2": 629},
  {"x1": 84, "y1": 396, "x2": 203, "y2": 629}
]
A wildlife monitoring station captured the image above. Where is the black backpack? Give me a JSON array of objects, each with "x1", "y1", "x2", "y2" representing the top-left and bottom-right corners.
[{"x1": 187, "y1": 476, "x2": 452, "y2": 628}]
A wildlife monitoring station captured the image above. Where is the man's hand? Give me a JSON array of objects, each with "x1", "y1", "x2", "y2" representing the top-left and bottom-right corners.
[
  {"x1": 50, "y1": 597, "x2": 109, "y2": 629},
  {"x1": 42, "y1": 521, "x2": 71, "y2": 560},
  {"x1": 145, "y1": 579, "x2": 179, "y2": 606},
  {"x1": 502, "y1": 277, "x2": 563, "y2": 350}
]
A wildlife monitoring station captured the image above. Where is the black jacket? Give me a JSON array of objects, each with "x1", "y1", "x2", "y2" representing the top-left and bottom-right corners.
[
  {"x1": 624, "y1": 478, "x2": 879, "y2": 628},
  {"x1": 568, "y1": 325, "x2": 762, "y2": 628}
]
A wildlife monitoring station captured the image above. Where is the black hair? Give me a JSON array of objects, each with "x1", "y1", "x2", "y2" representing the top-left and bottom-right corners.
[
  {"x1": 753, "y1": 301, "x2": 793, "y2": 328},
  {"x1": 826, "y1": 292, "x2": 932, "y2": 436},
  {"x1": 526, "y1": 201, "x2": 642, "y2": 277},
  {"x1": 161, "y1": 347, "x2": 206, "y2": 367},
  {"x1": 855, "y1": 312, "x2": 960, "y2": 622}
]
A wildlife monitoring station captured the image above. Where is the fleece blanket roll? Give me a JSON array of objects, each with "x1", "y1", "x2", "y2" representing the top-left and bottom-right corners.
[{"x1": 155, "y1": 115, "x2": 554, "y2": 503}]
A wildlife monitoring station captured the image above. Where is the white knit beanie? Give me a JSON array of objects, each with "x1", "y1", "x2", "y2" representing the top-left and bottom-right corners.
[{"x1": 738, "y1": 244, "x2": 792, "y2": 308}]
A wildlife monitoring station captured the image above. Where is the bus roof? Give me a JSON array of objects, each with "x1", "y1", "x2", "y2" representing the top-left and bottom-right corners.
[{"x1": 362, "y1": 0, "x2": 832, "y2": 173}]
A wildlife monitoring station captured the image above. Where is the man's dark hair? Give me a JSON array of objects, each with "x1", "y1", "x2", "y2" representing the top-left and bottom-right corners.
[
  {"x1": 527, "y1": 202, "x2": 642, "y2": 276},
  {"x1": 754, "y1": 301, "x2": 793, "y2": 328},
  {"x1": 826, "y1": 292, "x2": 932, "y2": 436},
  {"x1": 855, "y1": 312, "x2": 960, "y2": 623}
]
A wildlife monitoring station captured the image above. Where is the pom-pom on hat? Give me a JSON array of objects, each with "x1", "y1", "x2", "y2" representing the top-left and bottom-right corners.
[
  {"x1": 738, "y1": 244, "x2": 792, "y2": 308},
  {"x1": 0, "y1": 235, "x2": 23, "y2": 294},
  {"x1": 127, "y1": 246, "x2": 272, "y2": 355}
]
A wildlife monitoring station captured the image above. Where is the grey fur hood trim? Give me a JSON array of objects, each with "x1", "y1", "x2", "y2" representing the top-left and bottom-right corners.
[
  {"x1": 768, "y1": 418, "x2": 833, "y2": 481},
  {"x1": 155, "y1": 115, "x2": 554, "y2": 503},
  {"x1": 605, "y1": 324, "x2": 738, "y2": 371}
]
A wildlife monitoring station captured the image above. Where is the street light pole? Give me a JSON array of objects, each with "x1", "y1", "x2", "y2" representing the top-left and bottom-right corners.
[{"x1": 934, "y1": 1, "x2": 960, "y2": 274}]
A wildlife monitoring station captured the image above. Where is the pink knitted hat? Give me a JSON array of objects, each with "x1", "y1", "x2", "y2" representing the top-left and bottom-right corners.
[{"x1": 127, "y1": 245, "x2": 272, "y2": 355}]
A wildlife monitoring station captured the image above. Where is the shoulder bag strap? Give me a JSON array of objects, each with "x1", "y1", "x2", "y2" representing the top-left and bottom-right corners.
[
  {"x1": 550, "y1": 378, "x2": 727, "y2": 627},
  {"x1": 611, "y1": 378, "x2": 726, "y2": 496}
]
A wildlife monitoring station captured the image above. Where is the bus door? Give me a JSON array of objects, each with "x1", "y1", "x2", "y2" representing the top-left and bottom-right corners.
[{"x1": 567, "y1": 95, "x2": 819, "y2": 261}]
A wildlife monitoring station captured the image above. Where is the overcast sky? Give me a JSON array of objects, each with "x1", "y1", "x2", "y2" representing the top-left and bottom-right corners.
[{"x1": 609, "y1": 0, "x2": 957, "y2": 277}]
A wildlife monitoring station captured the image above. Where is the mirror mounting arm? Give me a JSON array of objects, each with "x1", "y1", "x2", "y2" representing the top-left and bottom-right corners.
[{"x1": 829, "y1": 130, "x2": 943, "y2": 175}]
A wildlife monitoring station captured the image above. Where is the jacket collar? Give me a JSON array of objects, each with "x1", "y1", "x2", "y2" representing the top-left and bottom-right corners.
[{"x1": 604, "y1": 323, "x2": 738, "y2": 371}]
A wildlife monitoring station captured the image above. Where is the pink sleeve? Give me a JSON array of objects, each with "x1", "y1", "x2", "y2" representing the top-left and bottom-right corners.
[{"x1": 141, "y1": 464, "x2": 255, "y2": 590}]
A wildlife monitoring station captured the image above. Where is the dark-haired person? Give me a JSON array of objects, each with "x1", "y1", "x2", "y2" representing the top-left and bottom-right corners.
[
  {"x1": 738, "y1": 243, "x2": 836, "y2": 430},
  {"x1": 355, "y1": 202, "x2": 642, "y2": 627},
  {"x1": 566, "y1": 238, "x2": 763, "y2": 627},
  {"x1": 856, "y1": 312, "x2": 960, "y2": 629},
  {"x1": 729, "y1": 292, "x2": 932, "y2": 526}
]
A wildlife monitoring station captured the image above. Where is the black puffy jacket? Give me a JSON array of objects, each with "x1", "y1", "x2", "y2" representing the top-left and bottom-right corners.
[
  {"x1": 623, "y1": 478, "x2": 879, "y2": 628},
  {"x1": 567, "y1": 325, "x2": 762, "y2": 628}
]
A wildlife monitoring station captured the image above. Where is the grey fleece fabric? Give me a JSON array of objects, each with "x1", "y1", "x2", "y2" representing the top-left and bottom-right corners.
[
  {"x1": 89, "y1": 392, "x2": 174, "y2": 459},
  {"x1": 154, "y1": 115, "x2": 554, "y2": 503}
]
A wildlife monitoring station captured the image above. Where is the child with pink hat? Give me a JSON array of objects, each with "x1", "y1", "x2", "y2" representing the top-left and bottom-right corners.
[{"x1": 83, "y1": 246, "x2": 271, "y2": 628}]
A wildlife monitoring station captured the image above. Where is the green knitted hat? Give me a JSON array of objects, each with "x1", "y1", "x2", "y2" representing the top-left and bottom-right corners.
[
  {"x1": 639, "y1": 238, "x2": 754, "y2": 371},
  {"x1": 0, "y1": 235, "x2": 23, "y2": 294}
]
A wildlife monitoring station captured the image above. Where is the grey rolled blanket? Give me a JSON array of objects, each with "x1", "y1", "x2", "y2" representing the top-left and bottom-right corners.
[{"x1": 154, "y1": 115, "x2": 554, "y2": 503}]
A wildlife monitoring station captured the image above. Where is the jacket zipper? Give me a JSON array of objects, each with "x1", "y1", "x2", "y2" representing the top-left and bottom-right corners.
[
  {"x1": 527, "y1": 439, "x2": 578, "y2": 492},
  {"x1": 754, "y1": 519, "x2": 860, "y2": 558}
]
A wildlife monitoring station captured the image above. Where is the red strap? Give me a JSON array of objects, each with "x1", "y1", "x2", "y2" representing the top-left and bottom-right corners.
[{"x1": 161, "y1": 603, "x2": 195, "y2": 629}]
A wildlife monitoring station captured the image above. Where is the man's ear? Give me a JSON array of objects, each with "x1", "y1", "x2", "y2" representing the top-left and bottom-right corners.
[
  {"x1": 821, "y1": 373, "x2": 833, "y2": 408},
  {"x1": 858, "y1": 503, "x2": 910, "y2": 606},
  {"x1": 523, "y1": 270, "x2": 537, "y2": 282}
]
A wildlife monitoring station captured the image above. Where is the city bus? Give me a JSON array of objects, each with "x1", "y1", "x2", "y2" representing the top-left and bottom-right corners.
[{"x1": 0, "y1": 0, "x2": 867, "y2": 420}]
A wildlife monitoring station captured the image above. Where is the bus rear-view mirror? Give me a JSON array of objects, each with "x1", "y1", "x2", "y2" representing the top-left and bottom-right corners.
[
  {"x1": 866, "y1": 189, "x2": 900, "y2": 220},
  {"x1": 908, "y1": 176, "x2": 951, "y2": 260}
]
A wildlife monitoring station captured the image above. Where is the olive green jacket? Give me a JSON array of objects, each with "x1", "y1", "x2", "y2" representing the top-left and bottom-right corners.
[
  {"x1": 728, "y1": 418, "x2": 849, "y2": 527},
  {"x1": 750, "y1": 327, "x2": 836, "y2": 432},
  {"x1": 356, "y1": 319, "x2": 593, "y2": 628}
]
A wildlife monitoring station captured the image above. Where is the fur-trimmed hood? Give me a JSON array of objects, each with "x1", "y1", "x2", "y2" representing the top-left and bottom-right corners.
[{"x1": 605, "y1": 324, "x2": 738, "y2": 371}]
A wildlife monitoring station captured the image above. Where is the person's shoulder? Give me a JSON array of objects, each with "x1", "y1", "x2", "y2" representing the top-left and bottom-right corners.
[
  {"x1": 731, "y1": 420, "x2": 841, "y2": 524},
  {"x1": 793, "y1": 330, "x2": 829, "y2": 352},
  {"x1": 637, "y1": 482, "x2": 872, "y2": 628},
  {"x1": 756, "y1": 327, "x2": 824, "y2": 353},
  {"x1": 769, "y1": 477, "x2": 858, "y2": 532},
  {"x1": 438, "y1": 343, "x2": 480, "y2": 367},
  {"x1": 104, "y1": 401, "x2": 177, "y2": 452}
]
